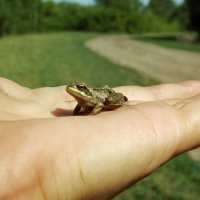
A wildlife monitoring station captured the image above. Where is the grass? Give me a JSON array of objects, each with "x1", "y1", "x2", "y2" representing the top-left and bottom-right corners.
[
  {"x1": 0, "y1": 32, "x2": 199, "y2": 199},
  {"x1": 136, "y1": 34, "x2": 200, "y2": 53},
  {"x1": 115, "y1": 154, "x2": 200, "y2": 200},
  {"x1": 0, "y1": 32, "x2": 154, "y2": 88}
]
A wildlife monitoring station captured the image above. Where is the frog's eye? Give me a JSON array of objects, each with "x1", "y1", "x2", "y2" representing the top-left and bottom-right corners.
[{"x1": 78, "y1": 84, "x2": 86, "y2": 89}]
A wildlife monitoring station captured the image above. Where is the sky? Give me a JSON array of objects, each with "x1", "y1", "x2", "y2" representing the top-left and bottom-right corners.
[{"x1": 54, "y1": 0, "x2": 184, "y2": 6}]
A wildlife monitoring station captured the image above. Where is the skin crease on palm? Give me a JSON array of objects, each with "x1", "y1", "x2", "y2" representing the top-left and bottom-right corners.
[{"x1": 0, "y1": 77, "x2": 200, "y2": 200}]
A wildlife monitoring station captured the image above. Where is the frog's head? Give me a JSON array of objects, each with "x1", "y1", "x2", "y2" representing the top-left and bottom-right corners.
[{"x1": 66, "y1": 83, "x2": 93, "y2": 101}]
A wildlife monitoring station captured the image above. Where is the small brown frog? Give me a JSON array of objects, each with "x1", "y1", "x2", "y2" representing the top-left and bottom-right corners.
[{"x1": 66, "y1": 83, "x2": 128, "y2": 115}]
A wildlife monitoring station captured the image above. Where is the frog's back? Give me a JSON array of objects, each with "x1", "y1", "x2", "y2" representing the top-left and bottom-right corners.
[
  {"x1": 92, "y1": 88, "x2": 112, "y2": 101},
  {"x1": 93, "y1": 88, "x2": 127, "y2": 109}
]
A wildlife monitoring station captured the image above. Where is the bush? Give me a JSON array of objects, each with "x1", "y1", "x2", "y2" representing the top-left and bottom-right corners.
[
  {"x1": 133, "y1": 11, "x2": 181, "y2": 33},
  {"x1": 0, "y1": 1, "x2": 183, "y2": 37}
]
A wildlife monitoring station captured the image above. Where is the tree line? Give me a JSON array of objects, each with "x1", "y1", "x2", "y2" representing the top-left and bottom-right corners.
[{"x1": 0, "y1": 0, "x2": 199, "y2": 39}]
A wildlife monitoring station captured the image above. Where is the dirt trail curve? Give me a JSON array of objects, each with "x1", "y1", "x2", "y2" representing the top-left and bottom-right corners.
[
  {"x1": 85, "y1": 35, "x2": 200, "y2": 82},
  {"x1": 85, "y1": 35, "x2": 200, "y2": 161}
]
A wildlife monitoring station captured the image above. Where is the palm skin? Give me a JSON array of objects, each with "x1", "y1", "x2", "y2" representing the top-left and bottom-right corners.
[{"x1": 0, "y1": 77, "x2": 199, "y2": 200}]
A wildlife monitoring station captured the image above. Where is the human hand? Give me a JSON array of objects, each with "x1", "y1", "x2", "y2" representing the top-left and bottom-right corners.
[{"x1": 0, "y1": 77, "x2": 200, "y2": 200}]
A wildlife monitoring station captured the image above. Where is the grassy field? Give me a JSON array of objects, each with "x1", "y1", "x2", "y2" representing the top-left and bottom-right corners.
[
  {"x1": 136, "y1": 34, "x2": 200, "y2": 53},
  {"x1": 0, "y1": 32, "x2": 199, "y2": 199},
  {"x1": 0, "y1": 32, "x2": 154, "y2": 88}
]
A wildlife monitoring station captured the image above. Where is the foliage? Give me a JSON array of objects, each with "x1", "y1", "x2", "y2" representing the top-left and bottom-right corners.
[
  {"x1": 186, "y1": 0, "x2": 200, "y2": 39},
  {"x1": 0, "y1": 0, "x2": 186, "y2": 37},
  {"x1": 0, "y1": 0, "x2": 42, "y2": 36},
  {"x1": 131, "y1": 10, "x2": 181, "y2": 33},
  {"x1": 173, "y1": 1, "x2": 189, "y2": 30},
  {"x1": 95, "y1": 0, "x2": 143, "y2": 12},
  {"x1": 147, "y1": 0, "x2": 176, "y2": 21}
]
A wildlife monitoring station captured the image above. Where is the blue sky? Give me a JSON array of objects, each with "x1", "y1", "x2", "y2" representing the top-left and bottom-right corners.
[{"x1": 54, "y1": 0, "x2": 184, "y2": 5}]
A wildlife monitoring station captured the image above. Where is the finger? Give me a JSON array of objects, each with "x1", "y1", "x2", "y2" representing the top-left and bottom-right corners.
[
  {"x1": 149, "y1": 80, "x2": 200, "y2": 100},
  {"x1": 0, "y1": 77, "x2": 33, "y2": 100},
  {"x1": 115, "y1": 80, "x2": 200, "y2": 101}
]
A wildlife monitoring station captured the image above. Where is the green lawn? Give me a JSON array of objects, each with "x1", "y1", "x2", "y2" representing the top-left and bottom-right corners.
[
  {"x1": 0, "y1": 32, "x2": 154, "y2": 88},
  {"x1": 115, "y1": 154, "x2": 200, "y2": 200},
  {"x1": 136, "y1": 34, "x2": 200, "y2": 53},
  {"x1": 0, "y1": 32, "x2": 199, "y2": 200}
]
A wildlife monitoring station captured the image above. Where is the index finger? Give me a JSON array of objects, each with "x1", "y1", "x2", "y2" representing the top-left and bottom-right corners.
[{"x1": 115, "y1": 80, "x2": 200, "y2": 101}]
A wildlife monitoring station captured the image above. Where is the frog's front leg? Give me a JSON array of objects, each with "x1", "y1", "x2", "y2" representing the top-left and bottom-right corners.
[
  {"x1": 91, "y1": 103, "x2": 103, "y2": 115},
  {"x1": 73, "y1": 104, "x2": 81, "y2": 115}
]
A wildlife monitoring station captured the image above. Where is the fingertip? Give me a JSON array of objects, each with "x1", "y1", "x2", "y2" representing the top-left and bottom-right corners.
[
  {"x1": 0, "y1": 77, "x2": 32, "y2": 99},
  {"x1": 179, "y1": 80, "x2": 200, "y2": 94}
]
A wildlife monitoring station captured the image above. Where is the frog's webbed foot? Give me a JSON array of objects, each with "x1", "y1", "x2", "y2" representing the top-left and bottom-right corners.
[
  {"x1": 91, "y1": 104, "x2": 103, "y2": 115},
  {"x1": 73, "y1": 104, "x2": 81, "y2": 115}
]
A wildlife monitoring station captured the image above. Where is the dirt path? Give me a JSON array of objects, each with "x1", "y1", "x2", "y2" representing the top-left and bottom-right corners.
[
  {"x1": 85, "y1": 35, "x2": 200, "y2": 161},
  {"x1": 85, "y1": 35, "x2": 200, "y2": 82}
]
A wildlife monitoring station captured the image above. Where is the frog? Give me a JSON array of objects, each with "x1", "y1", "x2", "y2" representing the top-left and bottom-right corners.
[{"x1": 66, "y1": 83, "x2": 128, "y2": 115}]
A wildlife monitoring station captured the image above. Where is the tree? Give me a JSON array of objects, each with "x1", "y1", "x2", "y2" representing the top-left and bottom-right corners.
[
  {"x1": 186, "y1": 0, "x2": 200, "y2": 40},
  {"x1": 147, "y1": 0, "x2": 176, "y2": 21},
  {"x1": 173, "y1": 1, "x2": 189, "y2": 30},
  {"x1": 95, "y1": 0, "x2": 142, "y2": 12},
  {"x1": 19, "y1": 0, "x2": 42, "y2": 33},
  {"x1": 0, "y1": 0, "x2": 23, "y2": 35},
  {"x1": 0, "y1": 0, "x2": 43, "y2": 36},
  {"x1": 0, "y1": 0, "x2": 9, "y2": 36}
]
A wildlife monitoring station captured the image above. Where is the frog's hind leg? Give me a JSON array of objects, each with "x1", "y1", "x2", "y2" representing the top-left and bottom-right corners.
[
  {"x1": 91, "y1": 104, "x2": 103, "y2": 115},
  {"x1": 73, "y1": 104, "x2": 81, "y2": 115}
]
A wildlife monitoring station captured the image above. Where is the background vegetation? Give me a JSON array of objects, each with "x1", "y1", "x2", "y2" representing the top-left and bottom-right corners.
[
  {"x1": 136, "y1": 33, "x2": 200, "y2": 52},
  {"x1": 0, "y1": 0, "x2": 199, "y2": 38}
]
